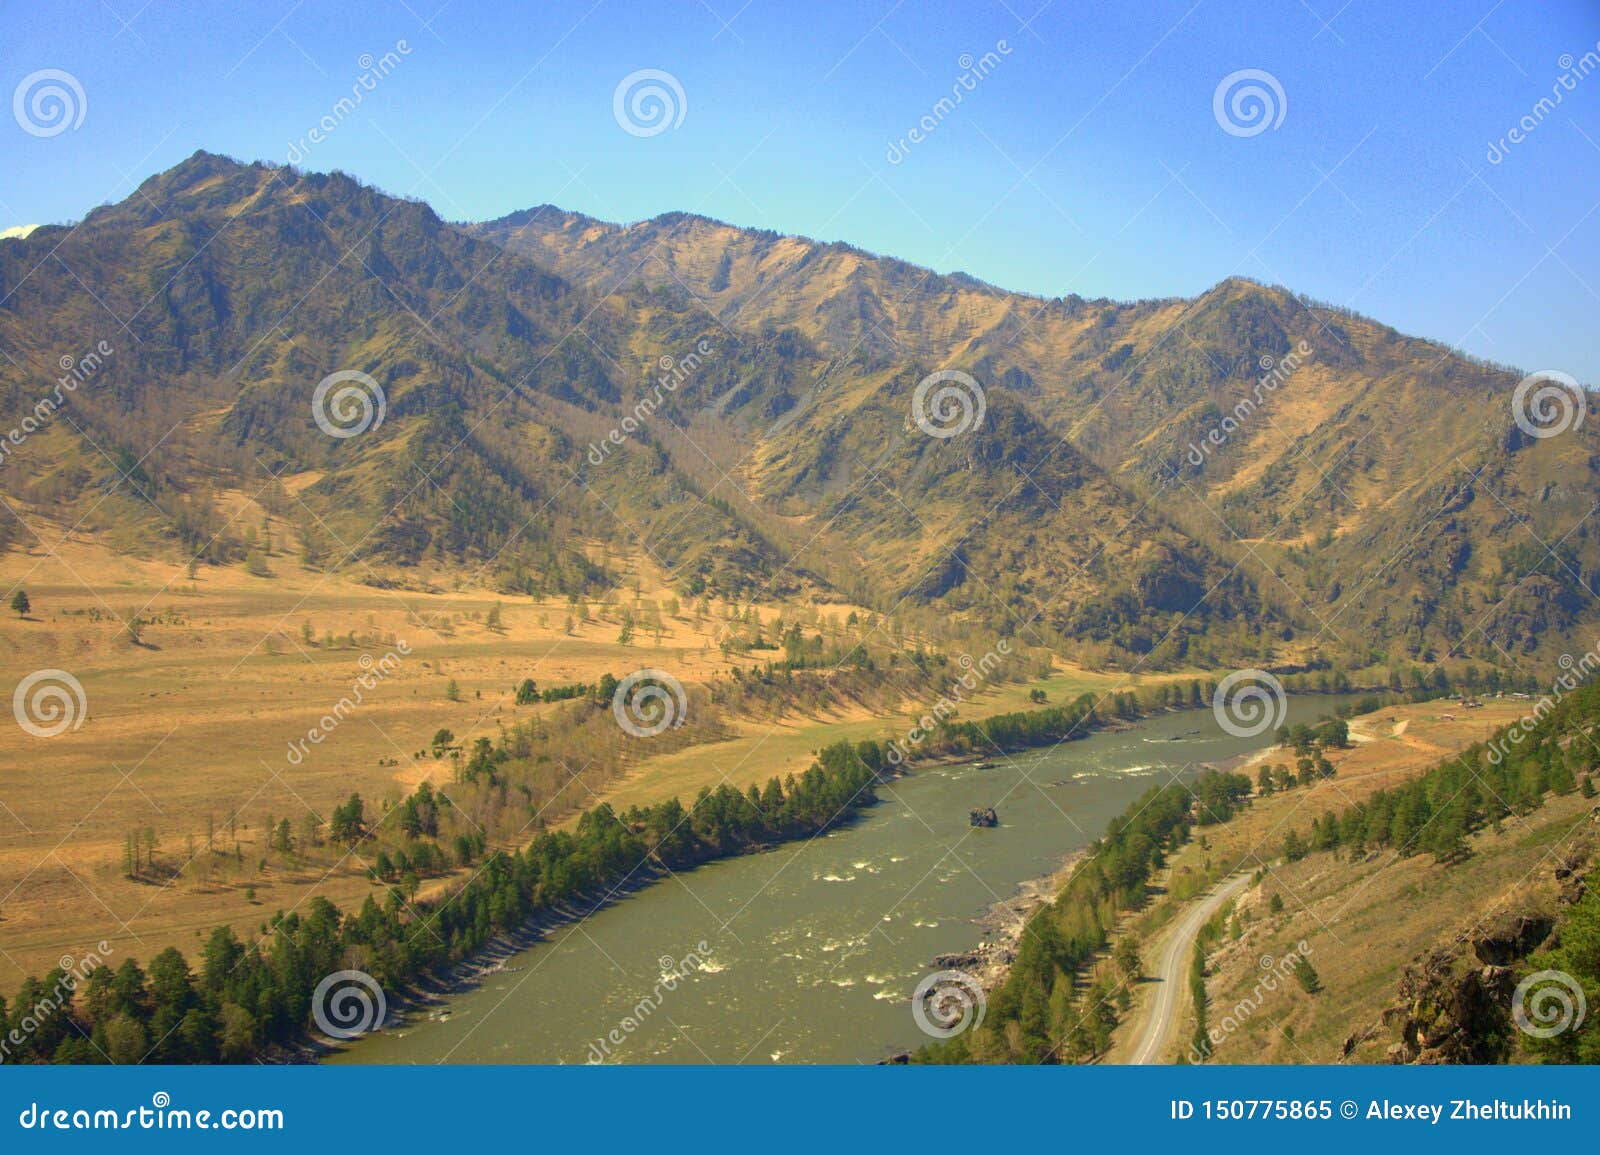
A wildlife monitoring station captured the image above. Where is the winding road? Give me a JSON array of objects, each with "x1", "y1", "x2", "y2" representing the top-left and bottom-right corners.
[{"x1": 1128, "y1": 872, "x2": 1252, "y2": 1064}]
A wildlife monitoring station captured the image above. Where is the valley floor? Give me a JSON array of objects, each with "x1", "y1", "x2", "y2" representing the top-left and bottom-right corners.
[
  {"x1": 8, "y1": 520, "x2": 1553, "y2": 1069},
  {"x1": 0, "y1": 532, "x2": 1165, "y2": 982}
]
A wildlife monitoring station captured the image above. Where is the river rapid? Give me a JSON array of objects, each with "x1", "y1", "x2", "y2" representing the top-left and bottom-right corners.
[{"x1": 332, "y1": 695, "x2": 1343, "y2": 1064}]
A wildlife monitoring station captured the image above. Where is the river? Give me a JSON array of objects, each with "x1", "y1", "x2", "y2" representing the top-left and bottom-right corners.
[{"x1": 331, "y1": 694, "x2": 1342, "y2": 1064}]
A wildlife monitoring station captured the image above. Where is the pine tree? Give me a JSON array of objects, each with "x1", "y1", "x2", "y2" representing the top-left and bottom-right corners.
[
  {"x1": 1114, "y1": 934, "x2": 1143, "y2": 981},
  {"x1": 1293, "y1": 956, "x2": 1322, "y2": 994},
  {"x1": 330, "y1": 794, "x2": 365, "y2": 845}
]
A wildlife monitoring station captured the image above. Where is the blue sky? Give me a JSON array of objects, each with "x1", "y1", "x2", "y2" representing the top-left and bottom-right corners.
[{"x1": 3, "y1": 0, "x2": 1597, "y2": 379}]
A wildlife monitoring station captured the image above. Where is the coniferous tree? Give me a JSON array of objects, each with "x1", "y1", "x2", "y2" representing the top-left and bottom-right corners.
[{"x1": 1293, "y1": 956, "x2": 1322, "y2": 994}]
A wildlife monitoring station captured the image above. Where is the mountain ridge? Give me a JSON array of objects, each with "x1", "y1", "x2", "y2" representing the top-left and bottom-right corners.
[
  {"x1": 475, "y1": 193, "x2": 1598, "y2": 665},
  {"x1": 2, "y1": 151, "x2": 1594, "y2": 670}
]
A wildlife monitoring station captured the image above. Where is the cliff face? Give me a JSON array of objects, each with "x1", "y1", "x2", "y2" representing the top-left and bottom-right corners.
[{"x1": 1376, "y1": 849, "x2": 1591, "y2": 1064}]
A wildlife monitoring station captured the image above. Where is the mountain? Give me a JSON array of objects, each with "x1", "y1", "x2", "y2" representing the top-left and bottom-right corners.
[
  {"x1": 474, "y1": 206, "x2": 1600, "y2": 665},
  {"x1": 0, "y1": 153, "x2": 807, "y2": 600},
  {"x1": 1, "y1": 151, "x2": 1593, "y2": 671}
]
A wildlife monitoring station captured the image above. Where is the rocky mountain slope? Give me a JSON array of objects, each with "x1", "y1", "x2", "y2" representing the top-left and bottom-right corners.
[
  {"x1": 1, "y1": 152, "x2": 1593, "y2": 671},
  {"x1": 476, "y1": 206, "x2": 1600, "y2": 666}
]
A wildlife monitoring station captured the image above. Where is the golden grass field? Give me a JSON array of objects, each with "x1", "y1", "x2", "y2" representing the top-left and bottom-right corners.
[{"x1": 0, "y1": 517, "x2": 1173, "y2": 985}]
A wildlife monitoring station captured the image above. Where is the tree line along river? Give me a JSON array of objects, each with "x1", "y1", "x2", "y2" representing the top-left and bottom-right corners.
[{"x1": 330, "y1": 695, "x2": 1344, "y2": 1064}]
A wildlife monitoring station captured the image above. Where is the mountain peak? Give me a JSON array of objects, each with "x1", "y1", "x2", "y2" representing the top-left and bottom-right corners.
[{"x1": 4, "y1": 150, "x2": 1585, "y2": 665}]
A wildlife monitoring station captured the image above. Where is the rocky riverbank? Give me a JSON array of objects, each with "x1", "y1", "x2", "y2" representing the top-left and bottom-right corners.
[
  {"x1": 882, "y1": 849, "x2": 1088, "y2": 1062},
  {"x1": 954, "y1": 848, "x2": 1088, "y2": 990}
]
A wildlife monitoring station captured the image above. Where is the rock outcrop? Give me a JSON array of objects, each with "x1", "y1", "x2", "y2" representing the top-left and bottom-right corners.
[
  {"x1": 1376, "y1": 851, "x2": 1589, "y2": 1064},
  {"x1": 1471, "y1": 913, "x2": 1555, "y2": 966},
  {"x1": 1382, "y1": 948, "x2": 1518, "y2": 1064}
]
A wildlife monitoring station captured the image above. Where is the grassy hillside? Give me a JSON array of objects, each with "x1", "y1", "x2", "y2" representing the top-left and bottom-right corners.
[
  {"x1": 3, "y1": 153, "x2": 1285, "y2": 666},
  {"x1": 935, "y1": 689, "x2": 1600, "y2": 1067},
  {"x1": 0, "y1": 154, "x2": 800, "y2": 604},
  {"x1": 6, "y1": 154, "x2": 1591, "y2": 670},
  {"x1": 477, "y1": 206, "x2": 1600, "y2": 667}
]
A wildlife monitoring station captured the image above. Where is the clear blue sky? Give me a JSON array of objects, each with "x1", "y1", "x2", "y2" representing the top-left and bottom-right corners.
[{"x1": 3, "y1": 0, "x2": 1597, "y2": 379}]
